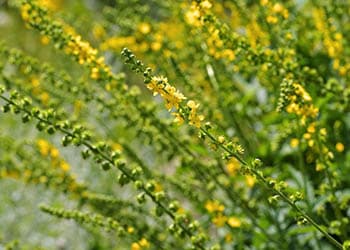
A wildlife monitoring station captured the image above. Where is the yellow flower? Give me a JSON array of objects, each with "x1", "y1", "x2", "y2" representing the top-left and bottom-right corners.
[
  {"x1": 308, "y1": 139, "x2": 315, "y2": 147},
  {"x1": 92, "y1": 24, "x2": 106, "y2": 39},
  {"x1": 335, "y1": 142, "x2": 344, "y2": 152},
  {"x1": 90, "y1": 67, "x2": 100, "y2": 80},
  {"x1": 187, "y1": 100, "x2": 204, "y2": 128},
  {"x1": 316, "y1": 162, "x2": 325, "y2": 171},
  {"x1": 187, "y1": 100, "x2": 199, "y2": 109},
  {"x1": 273, "y1": 3, "x2": 283, "y2": 13},
  {"x1": 218, "y1": 136, "x2": 225, "y2": 144},
  {"x1": 185, "y1": 5, "x2": 201, "y2": 26},
  {"x1": 151, "y1": 42, "x2": 162, "y2": 51},
  {"x1": 37, "y1": 139, "x2": 50, "y2": 156},
  {"x1": 40, "y1": 92, "x2": 50, "y2": 105},
  {"x1": 38, "y1": 0, "x2": 62, "y2": 11},
  {"x1": 227, "y1": 216, "x2": 242, "y2": 228},
  {"x1": 131, "y1": 239, "x2": 150, "y2": 250},
  {"x1": 148, "y1": 76, "x2": 186, "y2": 110},
  {"x1": 20, "y1": 3, "x2": 31, "y2": 22},
  {"x1": 39, "y1": 176, "x2": 48, "y2": 183},
  {"x1": 147, "y1": 76, "x2": 166, "y2": 96},
  {"x1": 200, "y1": 0, "x2": 212, "y2": 9},
  {"x1": 307, "y1": 123, "x2": 316, "y2": 133},
  {"x1": 245, "y1": 175, "x2": 255, "y2": 187},
  {"x1": 320, "y1": 128, "x2": 327, "y2": 136},
  {"x1": 138, "y1": 22, "x2": 151, "y2": 34},
  {"x1": 112, "y1": 143, "x2": 123, "y2": 153},
  {"x1": 266, "y1": 15, "x2": 278, "y2": 24},
  {"x1": 205, "y1": 200, "x2": 225, "y2": 213},
  {"x1": 50, "y1": 147, "x2": 60, "y2": 159},
  {"x1": 131, "y1": 243, "x2": 141, "y2": 250},
  {"x1": 139, "y1": 238, "x2": 150, "y2": 248},
  {"x1": 40, "y1": 35, "x2": 50, "y2": 45},
  {"x1": 260, "y1": 0, "x2": 268, "y2": 6},
  {"x1": 127, "y1": 227, "x2": 134, "y2": 234},
  {"x1": 225, "y1": 233, "x2": 233, "y2": 242},
  {"x1": 163, "y1": 86, "x2": 186, "y2": 110},
  {"x1": 172, "y1": 112, "x2": 184, "y2": 125},
  {"x1": 226, "y1": 157, "x2": 240, "y2": 175},
  {"x1": 212, "y1": 213, "x2": 227, "y2": 227},
  {"x1": 290, "y1": 138, "x2": 299, "y2": 148},
  {"x1": 60, "y1": 161, "x2": 70, "y2": 172}
]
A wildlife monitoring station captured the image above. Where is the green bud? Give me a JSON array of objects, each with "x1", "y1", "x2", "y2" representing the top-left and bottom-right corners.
[
  {"x1": 136, "y1": 192, "x2": 146, "y2": 204},
  {"x1": 102, "y1": 161, "x2": 111, "y2": 171}
]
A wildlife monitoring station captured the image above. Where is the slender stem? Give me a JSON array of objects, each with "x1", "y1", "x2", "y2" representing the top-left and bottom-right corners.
[
  {"x1": 250, "y1": 168, "x2": 343, "y2": 250},
  {"x1": 0, "y1": 94, "x2": 206, "y2": 250},
  {"x1": 198, "y1": 126, "x2": 343, "y2": 249}
]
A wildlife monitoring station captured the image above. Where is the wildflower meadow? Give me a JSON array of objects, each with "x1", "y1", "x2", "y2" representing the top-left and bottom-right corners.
[{"x1": 0, "y1": 0, "x2": 349, "y2": 249}]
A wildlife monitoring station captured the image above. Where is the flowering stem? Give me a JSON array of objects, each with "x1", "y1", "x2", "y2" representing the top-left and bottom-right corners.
[{"x1": 200, "y1": 125, "x2": 343, "y2": 249}]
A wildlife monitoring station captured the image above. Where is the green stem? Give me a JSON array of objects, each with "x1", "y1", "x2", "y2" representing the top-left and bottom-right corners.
[{"x1": 199, "y1": 127, "x2": 343, "y2": 249}]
